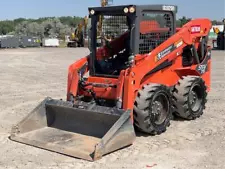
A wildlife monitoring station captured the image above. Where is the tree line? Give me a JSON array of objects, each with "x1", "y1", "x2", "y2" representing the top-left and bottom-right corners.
[
  {"x1": 0, "y1": 16, "x2": 83, "y2": 39},
  {"x1": 0, "y1": 16, "x2": 222, "y2": 39}
]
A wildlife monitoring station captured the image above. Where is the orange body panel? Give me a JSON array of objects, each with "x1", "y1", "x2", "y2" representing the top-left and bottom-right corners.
[{"x1": 78, "y1": 76, "x2": 121, "y2": 100}]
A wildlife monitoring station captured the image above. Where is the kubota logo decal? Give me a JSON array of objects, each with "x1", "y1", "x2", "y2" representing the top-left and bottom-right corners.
[
  {"x1": 156, "y1": 44, "x2": 174, "y2": 61},
  {"x1": 191, "y1": 25, "x2": 201, "y2": 34}
]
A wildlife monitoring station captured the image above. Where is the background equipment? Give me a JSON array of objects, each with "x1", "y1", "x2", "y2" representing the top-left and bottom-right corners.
[
  {"x1": 67, "y1": 0, "x2": 113, "y2": 48},
  {"x1": 213, "y1": 18, "x2": 225, "y2": 50},
  {"x1": 10, "y1": 4, "x2": 212, "y2": 161},
  {"x1": 67, "y1": 16, "x2": 89, "y2": 47}
]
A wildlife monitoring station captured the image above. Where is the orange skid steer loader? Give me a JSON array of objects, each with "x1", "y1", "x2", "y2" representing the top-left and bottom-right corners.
[{"x1": 10, "y1": 4, "x2": 212, "y2": 161}]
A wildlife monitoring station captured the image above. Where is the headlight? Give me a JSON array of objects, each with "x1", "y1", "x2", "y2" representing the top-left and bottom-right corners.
[
  {"x1": 90, "y1": 9, "x2": 95, "y2": 15},
  {"x1": 124, "y1": 7, "x2": 129, "y2": 13},
  {"x1": 129, "y1": 7, "x2": 135, "y2": 13}
]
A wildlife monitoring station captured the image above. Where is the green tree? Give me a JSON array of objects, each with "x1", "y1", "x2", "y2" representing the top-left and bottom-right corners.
[
  {"x1": 178, "y1": 16, "x2": 192, "y2": 27},
  {"x1": 1, "y1": 15, "x2": 220, "y2": 38},
  {"x1": 0, "y1": 20, "x2": 14, "y2": 35}
]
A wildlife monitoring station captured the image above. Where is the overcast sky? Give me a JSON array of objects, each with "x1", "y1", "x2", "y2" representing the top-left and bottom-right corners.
[{"x1": 0, "y1": 0, "x2": 224, "y2": 20}]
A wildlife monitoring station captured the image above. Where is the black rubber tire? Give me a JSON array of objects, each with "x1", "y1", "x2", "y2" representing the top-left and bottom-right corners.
[
  {"x1": 134, "y1": 84, "x2": 172, "y2": 135},
  {"x1": 172, "y1": 76, "x2": 207, "y2": 120}
]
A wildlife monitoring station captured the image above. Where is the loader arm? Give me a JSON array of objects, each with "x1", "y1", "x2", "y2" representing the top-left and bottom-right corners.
[
  {"x1": 67, "y1": 56, "x2": 89, "y2": 100},
  {"x1": 123, "y1": 18, "x2": 212, "y2": 109}
]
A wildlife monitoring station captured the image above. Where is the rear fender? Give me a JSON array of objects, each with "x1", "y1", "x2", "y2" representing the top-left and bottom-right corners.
[{"x1": 174, "y1": 47, "x2": 211, "y2": 91}]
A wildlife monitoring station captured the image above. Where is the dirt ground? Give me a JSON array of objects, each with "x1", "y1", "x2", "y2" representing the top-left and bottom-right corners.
[{"x1": 0, "y1": 48, "x2": 224, "y2": 169}]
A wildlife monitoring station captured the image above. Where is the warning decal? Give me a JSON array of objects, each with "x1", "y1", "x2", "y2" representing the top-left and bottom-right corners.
[{"x1": 191, "y1": 25, "x2": 201, "y2": 34}]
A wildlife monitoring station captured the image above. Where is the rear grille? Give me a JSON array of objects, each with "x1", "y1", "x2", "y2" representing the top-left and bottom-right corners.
[{"x1": 139, "y1": 12, "x2": 173, "y2": 54}]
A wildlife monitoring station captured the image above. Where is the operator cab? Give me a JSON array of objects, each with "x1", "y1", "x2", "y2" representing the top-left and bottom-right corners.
[{"x1": 88, "y1": 5, "x2": 177, "y2": 77}]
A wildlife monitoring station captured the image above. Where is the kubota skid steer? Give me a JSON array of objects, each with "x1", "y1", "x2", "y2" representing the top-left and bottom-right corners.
[{"x1": 10, "y1": 4, "x2": 212, "y2": 161}]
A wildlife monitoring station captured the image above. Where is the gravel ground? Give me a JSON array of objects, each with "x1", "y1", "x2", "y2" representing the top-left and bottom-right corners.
[{"x1": 0, "y1": 48, "x2": 224, "y2": 169}]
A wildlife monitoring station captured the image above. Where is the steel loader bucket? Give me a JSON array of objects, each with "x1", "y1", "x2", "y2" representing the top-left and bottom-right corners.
[{"x1": 9, "y1": 97, "x2": 136, "y2": 161}]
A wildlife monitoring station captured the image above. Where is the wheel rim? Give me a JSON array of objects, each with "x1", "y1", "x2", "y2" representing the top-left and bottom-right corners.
[
  {"x1": 151, "y1": 93, "x2": 170, "y2": 125},
  {"x1": 189, "y1": 84, "x2": 203, "y2": 112}
]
